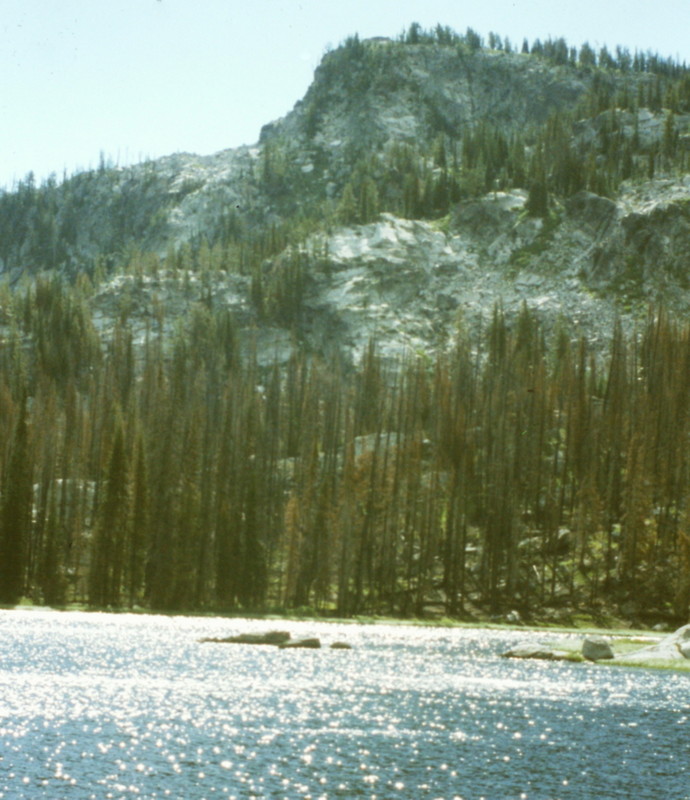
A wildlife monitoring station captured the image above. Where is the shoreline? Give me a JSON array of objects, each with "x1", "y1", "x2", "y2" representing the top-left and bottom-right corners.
[
  {"x1": 1, "y1": 599, "x2": 665, "y2": 634},
  {"x1": 5, "y1": 602, "x2": 689, "y2": 670}
]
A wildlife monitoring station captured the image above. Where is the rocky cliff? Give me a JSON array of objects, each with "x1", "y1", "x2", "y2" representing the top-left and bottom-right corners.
[{"x1": 2, "y1": 30, "x2": 690, "y2": 362}]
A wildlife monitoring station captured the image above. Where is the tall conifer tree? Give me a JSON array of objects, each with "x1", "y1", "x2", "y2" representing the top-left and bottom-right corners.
[{"x1": 0, "y1": 397, "x2": 33, "y2": 604}]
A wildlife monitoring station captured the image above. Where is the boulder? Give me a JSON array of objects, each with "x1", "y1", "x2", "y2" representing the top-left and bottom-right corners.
[
  {"x1": 330, "y1": 641, "x2": 352, "y2": 650},
  {"x1": 614, "y1": 623, "x2": 690, "y2": 664},
  {"x1": 581, "y1": 636, "x2": 614, "y2": 661},
  {"x1": 199, "y1": 630, "x2": 291, "y2": 645},
  {"x1": 278, "y1": 637, "x2": 321, "y2": 649}
]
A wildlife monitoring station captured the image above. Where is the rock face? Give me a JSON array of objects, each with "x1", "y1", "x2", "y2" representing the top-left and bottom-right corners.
[
  {"x1": 3, "y1": 36, "x2": 690, "y2": 368},
  {"x1": 614, "y1": 623, "x2": 690, "y2": 664},
  {"x1": 271, "y1": 44, "x2": 589, "y2": 154},
  {"x1": 88, "y1": 200, "x2": 656, "y2": 366},
  {"x1": 581, "y1": 636, "x2": 614, "y2": 661}
]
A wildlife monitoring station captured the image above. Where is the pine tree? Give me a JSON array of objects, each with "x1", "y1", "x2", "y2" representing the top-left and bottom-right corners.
[
  {"x1": 0, "y1": 397, "x2": 33, "y2": 604},
  {"x1": 88, "y1": 421, "x2": 129, "y2": 606},
  {"x1": 128, "y1": 433, "x2": 149, "y2": 606},
  {"x1": 526, "y1": 166, "x2": 549, "y2": 218}
]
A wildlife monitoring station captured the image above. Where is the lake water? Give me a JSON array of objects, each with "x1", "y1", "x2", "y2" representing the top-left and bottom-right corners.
[{"x1": 0, "y1": 610, "x2": 688, "y2": 800}]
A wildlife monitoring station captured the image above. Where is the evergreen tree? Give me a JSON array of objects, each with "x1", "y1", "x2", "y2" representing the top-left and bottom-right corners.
[
  {"x1": 128, "y1": 433, "x2": 149, "y2": 606},
  {"x1": 526, "y1": 173, "x2": 549, "y2": 218},
  {"x1": 0, "y1": 397, "x2": 33, "y2": 604},
  {"x1": 88, "y1": 421, "x2": 129, "y2": 607}
]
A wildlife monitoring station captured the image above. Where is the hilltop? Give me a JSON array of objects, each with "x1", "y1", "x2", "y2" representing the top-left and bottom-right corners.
[{"x1": 1, "y1": 27, "x2": 690, "y2": 361}]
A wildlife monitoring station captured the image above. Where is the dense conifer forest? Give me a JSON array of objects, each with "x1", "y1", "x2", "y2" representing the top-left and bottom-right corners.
[
  {"x1": 0, "y1": 275, "x2": 689, "y2": 623},
  {"x1": 1, "y1": 25, "x2": 690, "y2": 623}
]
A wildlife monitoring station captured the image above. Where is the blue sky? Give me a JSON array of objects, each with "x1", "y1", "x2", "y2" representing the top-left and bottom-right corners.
[{"x1": 1, "y1": 0, "x2": 689, "y2": 190}]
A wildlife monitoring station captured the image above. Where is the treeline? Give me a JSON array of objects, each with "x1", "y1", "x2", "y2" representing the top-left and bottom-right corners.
[
  {"x1": 313, "y1": 31, "x2": 690, "y2": 226},
  {"x1": 398, "y1": 22, "x2": 689, "y2": 79},
  {"x1": 1, "y1": 281, "x2": 689, "y2": 623},
  {"x1": 0, "y1": 163, "x2": 171, "y2": 275}
]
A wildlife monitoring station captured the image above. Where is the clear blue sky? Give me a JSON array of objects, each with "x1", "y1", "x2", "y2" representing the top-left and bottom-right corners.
[{"x1": 2, "y1": 0, "x2": 689, "y2": 190}]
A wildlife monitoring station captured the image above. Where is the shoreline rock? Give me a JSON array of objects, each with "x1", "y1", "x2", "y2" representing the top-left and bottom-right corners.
[
  {"x1": 582, "y1": 635, "x2": 614, "y2": 661},
  {"x1": 503, "y1": 624, "x2": 690, "y2": 668},
  {"x1": 501, "y1": 643, "x2": 580, "y2": 662},
  {"x1": 278, "y1": 637, "x2": 321, "y2": 649},
  {"x1": 199, "y1": 630, "x2": 291, "y2": 645},
  {"x1": 613, "y1": 623, "x2": 690, "y2": 665}
]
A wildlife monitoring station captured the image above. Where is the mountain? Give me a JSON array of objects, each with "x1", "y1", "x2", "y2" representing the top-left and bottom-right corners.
[
  {"x1": 2, "y1": 28, "x2": 690, "y2": 363},
  {"x1": 3, "y1": 26, "x2": 690, "y2": 621}
]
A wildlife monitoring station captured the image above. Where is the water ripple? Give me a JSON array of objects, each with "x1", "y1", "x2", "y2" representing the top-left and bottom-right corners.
[{"x1": 0, "y1": 610, "x2": 688, "y2": 799}]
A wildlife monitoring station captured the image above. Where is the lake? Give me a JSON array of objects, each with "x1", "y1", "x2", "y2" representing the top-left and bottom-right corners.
[{"x1": 0, "y1": 609, "x2": 688, "y2": 799}]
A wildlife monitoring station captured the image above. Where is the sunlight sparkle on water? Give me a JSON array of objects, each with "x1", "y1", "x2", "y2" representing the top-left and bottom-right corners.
[{"x1": 0, "y1": 610, "x2": 688, "y2": 799}]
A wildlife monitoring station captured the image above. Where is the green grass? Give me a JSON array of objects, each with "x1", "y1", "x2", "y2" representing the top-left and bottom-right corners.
[{"x1": 607, "y1": 659, "x2": 690, "y2": 672}]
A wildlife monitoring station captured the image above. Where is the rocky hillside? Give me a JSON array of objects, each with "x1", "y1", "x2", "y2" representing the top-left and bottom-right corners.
[
  {"x1": 2, "y1": 26, "x2": 690, "y2": 362},
  {"x1": 5, "y1": 26, "x2": 690, "y2": 621}
]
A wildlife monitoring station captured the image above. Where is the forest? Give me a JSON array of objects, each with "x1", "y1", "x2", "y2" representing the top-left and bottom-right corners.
[{"x1": 0, "y1": 275, "x2": 689, "y2": 625}]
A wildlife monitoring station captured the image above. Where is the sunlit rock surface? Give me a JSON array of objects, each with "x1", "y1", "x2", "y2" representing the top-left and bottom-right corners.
[
  {"x1": 614, "y1": 623, "x2": 690, "y2": 664},
  {"x1": 84, "y1": 171, "x2": 690, "y2": 367},
  {"x1": 278, "y1": 637, "x2": 321, "y2": 649},
  {"x1": 4, "y1": 39, "x2": 690, "y2": 368}
]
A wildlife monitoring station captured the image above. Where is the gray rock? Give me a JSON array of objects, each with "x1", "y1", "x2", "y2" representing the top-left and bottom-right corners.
[
  {"x1": 614, "y1": 623, "x2": 690, "y2": 664},
  {"x1": 581, "y1": 636, "x2": 614, "y2": 661},
  {"x1": 10, "y1": 40, "x2": 690, "y2": 376},
  {"x1": 515, "y1": 273, "x2": 544, "y2": 290},
  {"x1": 199, "y1": 630, "x2": 291, "y2": 645},
  {"x1": 278, "y1": 637, "x2": 321, "y2": 649},
  {"x1": 501, "y1": 643, "x2": 578, "y2": 662}
]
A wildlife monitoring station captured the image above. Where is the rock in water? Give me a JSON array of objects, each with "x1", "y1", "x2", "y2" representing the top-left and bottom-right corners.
[
  {"x1": 501, "y1": 643, "x2": 578, "y2": 662},
  {"x1": 199, "y1": 630, "x2": 291, "y2": 645},
  {"x1": 278, "y1": 637, "x2": 321, "y2": 649},
  {"x1": 581, "y1": 636, "x2": 614, "y2": 661}
]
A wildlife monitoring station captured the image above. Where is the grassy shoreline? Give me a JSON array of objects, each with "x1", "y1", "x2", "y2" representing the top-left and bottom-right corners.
[{"x1": 5, "y1": 598, "x2": 672, "y2": 637}]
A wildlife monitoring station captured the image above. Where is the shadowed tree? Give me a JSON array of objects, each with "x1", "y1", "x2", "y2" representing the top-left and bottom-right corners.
[
  {"x1": 0, "y1": 397, "x2": 33, "y2": 604},
  {"x1": 88, "y1": 421, "x2": 129, "y2": 607}
]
